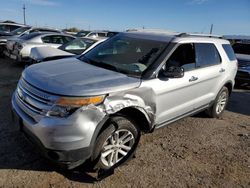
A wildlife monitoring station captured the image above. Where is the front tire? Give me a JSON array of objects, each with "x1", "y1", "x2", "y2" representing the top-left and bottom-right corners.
[
  {"x1": 206, "y1": 86, "x2": 229, "y2": 118},
  {"x1": 92, "y1": 116, "x2": 140, "y2": 170}
]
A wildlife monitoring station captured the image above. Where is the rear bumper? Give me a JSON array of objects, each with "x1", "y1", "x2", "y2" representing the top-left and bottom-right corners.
[{"x1": 4, "y1": 49, "x2": 31, "y2": 63}]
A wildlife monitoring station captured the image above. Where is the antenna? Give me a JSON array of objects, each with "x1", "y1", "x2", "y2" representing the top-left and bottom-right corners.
[
  {"x1": 210, "y1": 24, "x2": 213, "y2": 34},
  {"x1": 23, "y1": 4, "x2": 26, "y2": 25}
]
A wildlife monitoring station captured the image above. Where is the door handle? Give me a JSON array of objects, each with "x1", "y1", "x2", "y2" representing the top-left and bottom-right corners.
[
  {"x1": 219, "y1": 68, "x2": 225, "y2": 73},
  {"x1": 189, "y1": 76, "x2": 198, "y2": 82}
]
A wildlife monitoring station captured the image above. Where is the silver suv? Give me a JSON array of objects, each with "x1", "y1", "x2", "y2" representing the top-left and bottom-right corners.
[{"x1": 12, "y1": 30, "x2": 237, "y2": 171}]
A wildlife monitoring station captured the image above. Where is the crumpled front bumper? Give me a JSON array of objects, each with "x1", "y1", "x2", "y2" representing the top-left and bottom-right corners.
[{"x1": 11, "y1": 93, "x2": 108, "y2": 168}]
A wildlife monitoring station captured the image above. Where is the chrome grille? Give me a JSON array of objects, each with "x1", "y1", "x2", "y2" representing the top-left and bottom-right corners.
[{"x1": 15, "y1": 78, "x2": 57, "y2": 121}]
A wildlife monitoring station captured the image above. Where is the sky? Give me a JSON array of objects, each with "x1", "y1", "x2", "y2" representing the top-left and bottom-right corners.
[{"x1": 0, "y1": 0, "x2": 249, "y2": 35}]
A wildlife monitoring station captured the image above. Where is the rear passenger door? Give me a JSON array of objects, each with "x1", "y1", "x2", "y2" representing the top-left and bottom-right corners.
[{"x1": 191, "y1": 43, "x2": 224, "y2": 109}]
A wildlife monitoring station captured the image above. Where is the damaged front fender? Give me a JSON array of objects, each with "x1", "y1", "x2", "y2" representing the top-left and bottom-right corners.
[{"x1": 98, "y1": 87, "x2": 157, "y2": 131}]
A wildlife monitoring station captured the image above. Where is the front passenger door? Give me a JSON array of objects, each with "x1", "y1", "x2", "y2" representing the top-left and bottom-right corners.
[{"x1": 144, "y1": 43, "x2": 200, "y2": 125}]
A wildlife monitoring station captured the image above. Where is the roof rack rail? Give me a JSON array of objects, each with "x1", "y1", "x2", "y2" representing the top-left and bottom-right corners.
[
  {"x1": 126, "y1": 28, "x2": 179, "y2": 35},
  {"x1": 177, "y1": 33, "x2": 224, "y2": 39}
]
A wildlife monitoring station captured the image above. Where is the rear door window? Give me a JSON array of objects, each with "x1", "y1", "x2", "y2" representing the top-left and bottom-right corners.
[
  {"x1": 195, "y1": 43, "x2": 221, "y2": 68},
  {"x1": 42, "y1": 35, "x2": 64, "y2": 44},
  {"x1": 222, "y1": 44, "x2": 236, "y2": 61}
]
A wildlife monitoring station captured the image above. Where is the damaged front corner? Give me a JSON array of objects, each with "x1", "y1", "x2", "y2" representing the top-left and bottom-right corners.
[{"x1": 100, "y1": 87, "x2": 157, "y2": 127}]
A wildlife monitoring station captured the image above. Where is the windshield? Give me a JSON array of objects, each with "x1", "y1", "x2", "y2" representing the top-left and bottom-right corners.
[
  {"x1": 59, "y1": 38, "x2": 96, "y2": 55},
  {"x1": 79, "y1": 35, "x2": 167, "y2": 77},
  {"x1": 232, "y1": 43, "x2": 250, "y2": 55},
  {"x1": 10, "y1": 27, "x2": 31, "y2": 35}
]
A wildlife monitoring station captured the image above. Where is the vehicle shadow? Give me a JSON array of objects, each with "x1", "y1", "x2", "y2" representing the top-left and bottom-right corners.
[
  {"x1": 0, "y1": 107, "x2": 99, "y2": 184},
  {"x1": 0, "y1": 128, "x2": 98, "y2": 184}
]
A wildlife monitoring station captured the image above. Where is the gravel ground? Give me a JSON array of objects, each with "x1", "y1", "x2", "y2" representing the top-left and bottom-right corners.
[{"x1": 0, "y1": 58, "x2": 249, "y2": 188}]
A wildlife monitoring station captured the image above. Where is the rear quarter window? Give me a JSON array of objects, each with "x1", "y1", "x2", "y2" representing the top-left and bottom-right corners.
[{"x1": 222, "y1": 44, "x2": 236, "y2": 61}]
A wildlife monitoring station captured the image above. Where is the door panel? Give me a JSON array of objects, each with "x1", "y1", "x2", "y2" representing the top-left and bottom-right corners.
[
  {"x1": 141, "y1": 70, "x2": 201, "y2": 125},
  {"x1": 190, "y1": 64, "x2": 223, "y2": 109}
]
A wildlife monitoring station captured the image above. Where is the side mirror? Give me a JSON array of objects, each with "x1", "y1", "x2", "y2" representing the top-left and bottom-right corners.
[{"x1": 161, "y1": 66, "x2": 184, "y2": 78}]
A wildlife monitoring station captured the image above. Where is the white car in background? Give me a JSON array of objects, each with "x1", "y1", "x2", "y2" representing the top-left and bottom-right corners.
[
  {"x1": 0, "y1": 22, "x2": 27, "y2": 36},
  {"x1": 30, "y1": 37, "x2": 106, "y2": 63},
  {"x1": 1, "y1": 27, "x2": 62, "y2": 55},
  {"x1": 5, "y1": 32, "x2": 75, "y2": 63},
  {"x1": 85, "y1": 31, "x2": 118, "y2": 38}
]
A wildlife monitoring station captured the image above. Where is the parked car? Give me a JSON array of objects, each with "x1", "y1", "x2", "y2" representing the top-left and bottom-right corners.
[
  {"x1": 0, "y1": 27, "x2": 62, "y2": 56},
  {"x1": 0, "y1": 22, "x2": 27, "y2": 36},
  {"x1": 11, "y1": 31, "x2": 237, "y2": 173},
  {"x1": 0, "y1": 23, "x2": 29, "y2": 55},
  {"x1": 232, "y1": 42, "x2": 250, "y2": 85},
  {"x1": 5, "y1": 32, "x2": 75, "y2": 63},
  {"x1": 75, "y1": 30, "x2": 91, "y2": 38},
  {"x1": 30, "y1": 37, "x2": 106, "y2": 63},
  {"x1": 86, "y1": 31, "x2": 119, "y2": 38}
]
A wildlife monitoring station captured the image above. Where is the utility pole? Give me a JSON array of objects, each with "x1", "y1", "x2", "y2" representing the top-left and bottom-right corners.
[
  {"x1": 23, "y1": 4, "x2": 26, "y2": 25},
  {"x1": 210, "y1": 24, "x2": 213, "y2": 34}
]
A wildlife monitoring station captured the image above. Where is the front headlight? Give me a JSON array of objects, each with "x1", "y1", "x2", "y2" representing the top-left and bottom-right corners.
[{"x1": 47, "y1": 95, "x2": 105, "y2": 117}]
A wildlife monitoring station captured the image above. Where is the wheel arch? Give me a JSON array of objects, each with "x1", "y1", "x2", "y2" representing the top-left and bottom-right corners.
[
  {"x1": 98, "y1": 107, "x2": 153, "y2": 135},
  {"x1": 115, "y1": 107, "x2": 154, "y2": 133},
  {"x1": 224, "y1": 81, "x2": 233, "y2": 95}
]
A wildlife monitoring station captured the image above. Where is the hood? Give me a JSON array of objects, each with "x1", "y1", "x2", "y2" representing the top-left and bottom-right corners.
[
  {"x1": 236, "y1": 54, "x2": 250, "y2": 62},
  {"x1": 30, "y1": 46, "x2": 74, "y2": 61},
  {"x1": 22, "y1": 58, "x2": 141, "y2": 96}
]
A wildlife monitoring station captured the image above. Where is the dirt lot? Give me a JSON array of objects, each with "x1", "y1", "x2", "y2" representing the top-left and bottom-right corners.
[{"x1": 0, "y1": 57, "x2": 249, "y2": 188}]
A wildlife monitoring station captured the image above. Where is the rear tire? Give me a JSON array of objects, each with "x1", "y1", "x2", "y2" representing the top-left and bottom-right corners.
[
  {"x1": 92, "y1": 116, "x2": 140, "y2": 170},
  {"x1": 206, "y1": 86, "x2": 229, "y2": 118}
]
